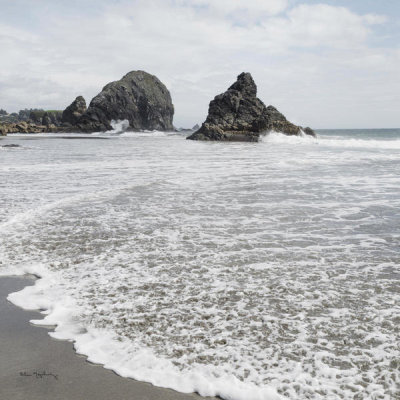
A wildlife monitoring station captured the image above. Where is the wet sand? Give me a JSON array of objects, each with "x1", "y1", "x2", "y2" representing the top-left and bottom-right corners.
[{"x1": 0, "y1": 276, "x2": 213, "y2": 400}]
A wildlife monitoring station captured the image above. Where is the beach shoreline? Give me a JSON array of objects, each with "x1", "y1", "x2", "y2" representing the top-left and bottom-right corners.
[{"x1": 0, "y1": 276, "x2": 213, "y2": 400}]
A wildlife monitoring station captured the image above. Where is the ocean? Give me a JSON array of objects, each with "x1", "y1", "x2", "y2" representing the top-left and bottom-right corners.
[{"x1": 0, "y1": 129, "x2": 399, "y2": 399}]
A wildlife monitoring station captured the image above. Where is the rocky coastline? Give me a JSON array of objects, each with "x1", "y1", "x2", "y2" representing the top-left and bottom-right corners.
[
  {"x1": 0, "y1": 121, "x2": 63, "y2": 135},
  {"x1": 1, "y1": 70, "x2": 315, "y2": 140},
  {"x1": 1, "y1": 70, "x2": 174, "y2": 135}
]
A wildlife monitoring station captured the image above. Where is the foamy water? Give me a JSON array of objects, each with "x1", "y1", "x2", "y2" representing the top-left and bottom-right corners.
[{"x1": 1, "y1": 129, "x2": 399, "y2": 399}]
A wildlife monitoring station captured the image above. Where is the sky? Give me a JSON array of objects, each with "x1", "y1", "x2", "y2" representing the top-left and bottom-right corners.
[{"x1": 0, "y1": 0, "x2": 399, "y2": 129}]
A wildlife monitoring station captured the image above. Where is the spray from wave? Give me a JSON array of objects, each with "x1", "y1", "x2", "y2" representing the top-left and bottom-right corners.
[
  {"x1": 260, "y1": 131, "x2": 317, "y2": 144},
  {"x1": 90, "y1": 119, "x2": 130, "y2": 136},
  {"x1": 261, "y1": 130, "x2": 400, "y2": 149},
  {"x1": 108, "y1": 119, "x2": 130, "y2": 134},
  {"x1": 97, "y1": 120, "x2": 169, "y2": 137}
]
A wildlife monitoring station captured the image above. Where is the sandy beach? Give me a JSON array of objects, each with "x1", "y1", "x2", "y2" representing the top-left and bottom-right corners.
[{"x1": 0, "y1": 276, "x2": 213, "y2": 400}]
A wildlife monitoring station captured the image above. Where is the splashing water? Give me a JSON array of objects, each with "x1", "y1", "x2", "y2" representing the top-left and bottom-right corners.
[{"x1": 107, "y1": 119, "x2": 130, "y2": 134}]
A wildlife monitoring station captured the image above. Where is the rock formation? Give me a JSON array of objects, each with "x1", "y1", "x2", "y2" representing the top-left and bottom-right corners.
[
  {"x1": 77, "y1": 71, "x2": 174, "y2": 132},
  {"x1": 303, "y1": 127, "x2": 316, "y2": 137},
  {"x1": 187, "y1": 72, "x2": 315, "y2": 141},
  {"x1": 62, "y1": 96, "x2": 87, "y2": 126},
  {"x1": 177, "y1": 124, "x2": 200, "y2": 133},
  {"x1": 0, "y1": 121, "x2": 59, "y2": 134}
]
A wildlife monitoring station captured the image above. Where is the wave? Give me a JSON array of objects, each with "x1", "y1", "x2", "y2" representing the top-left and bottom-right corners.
[
  {"x1": 260, "y1": 131, "x2": 317, "y2": 145},
  {"x1": 120, "y1": 130, "x2": 168, "y2": 137},
  {"x1": 108, "y1": 119, "x2": 130, "y2": 134},
  {"x1": 2, "y1": 129, "x2": 399, "y2": 400},
  {"x1": 89, "y1": 119, "x2": 131, "y2": 136},
  {"x1": 0, "y1": 177, "x2": 282, "y2": 399},
  {"x1": 94, "y1": 120, "x2": 174, "y2": 137},
  {"x1": 0, "y1": 183, "x2": 152, "y2": 241},
  {"x1": 261, "y1": 131, "x2": 400, "y2": 149},
  {"x1": 5, "y1": 269, "x2": 282, "y2": 400}
]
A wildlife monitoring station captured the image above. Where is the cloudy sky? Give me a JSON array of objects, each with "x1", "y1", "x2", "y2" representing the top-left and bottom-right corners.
[{"x1": 0, "y1": 0, "x2": 399, "y2": 128}]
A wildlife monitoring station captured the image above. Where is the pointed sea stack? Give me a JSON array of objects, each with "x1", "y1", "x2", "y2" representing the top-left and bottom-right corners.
[
  {"x1": 62, "y1": 96, "x2": 87, "y2": 126},
  {"x1": 77, "y1": 71, "x2": 174, "y2": 132},
  {"x1": 187, "y1": 72, "x2": 315, "y2": 141}
]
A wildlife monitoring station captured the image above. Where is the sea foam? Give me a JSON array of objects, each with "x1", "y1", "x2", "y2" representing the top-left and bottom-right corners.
[
  {"x1": 262, "y1": 130, "x2": 400, "y2": 149},
  {"x1": 1, "y1": 131, "x2": 399, "y2": 400}
]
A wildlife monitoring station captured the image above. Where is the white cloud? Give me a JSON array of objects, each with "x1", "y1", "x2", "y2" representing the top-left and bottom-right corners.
[
  {"x1": 0, "y1": 1, "x2": 398, "y2": 128},
  {"x1": 178, "y1": 0, "x2": 289, "y2": 19},
  {"x1": 260, "y1": 4, "x2": 388, "y2": 49}
]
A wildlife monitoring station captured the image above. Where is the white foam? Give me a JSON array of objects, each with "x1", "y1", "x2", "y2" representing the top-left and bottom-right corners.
[
  {"x1": 95, "y1": 120, "x2": 171, "y2": 137},
  {"x1": 7, "y1": 269, "x2": 282, "y2": 400},
  {"x1": 108, "y1": 119, "x2": 130, "y2": 134},
  {"x1": 260, "y1": 130, "x2": 317, "y2": 144},
  {"x1": 261, "y1": 130, "x2": 400, "y2": 149},
  {"x1": 120, "y1": 130, "x2": 168, "y2": 137},
  {"x1": 1, "y1": 130, "x2": 399, "y2": 400}
]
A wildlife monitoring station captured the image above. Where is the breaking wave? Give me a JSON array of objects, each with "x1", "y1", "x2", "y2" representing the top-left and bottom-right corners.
[
  {"x1": 107, "y1": 119, "x2": 130, "y2": 134},
  {"x1": 120, "y1": 130, "x2": 168, "y2": 137},
  {"x1": 262, "y1": 130, "x2": 400, "y2": 149}
]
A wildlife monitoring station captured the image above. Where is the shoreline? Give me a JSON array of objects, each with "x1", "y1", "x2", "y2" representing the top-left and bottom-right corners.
[{"x1": 0, "y1": 275, "x2": 214, "y2": 400}]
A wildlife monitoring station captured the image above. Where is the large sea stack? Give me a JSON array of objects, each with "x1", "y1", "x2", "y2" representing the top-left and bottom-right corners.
[
  {"x1": 187, "y1": 72, "x2": 315, "y2": 142},
  {"x1": 77, "y1": 71, "x2": 174, "y2": 132}
]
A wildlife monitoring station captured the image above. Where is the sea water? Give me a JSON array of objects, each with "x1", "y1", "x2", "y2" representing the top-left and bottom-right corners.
[{"x1": 0, "y1": 129, "x2": 399, "y2": 399}]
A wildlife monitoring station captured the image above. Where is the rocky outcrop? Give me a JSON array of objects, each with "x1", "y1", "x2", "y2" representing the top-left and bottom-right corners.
[
  {"x1": 0, "y1": 121, "x2": 59, "y2": 134},
  {"x1": 177, "y1": 124, "x2": 200, "y2": 133},
  {"x1": 187, "y1": 72, "x2": 314, "y2": 142},
  {"x1": 15, "y1": 122, "x2": 46, "y2": 133},
  {"x1": 303, "y1": 127, "x2": 316, "y2": 137},
  {"x1": 77, "y1": 71, "x2": 174, "y2": 132},
  {"x1": 62, "y1": 96, "x2": 87, "y2": 126}
]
